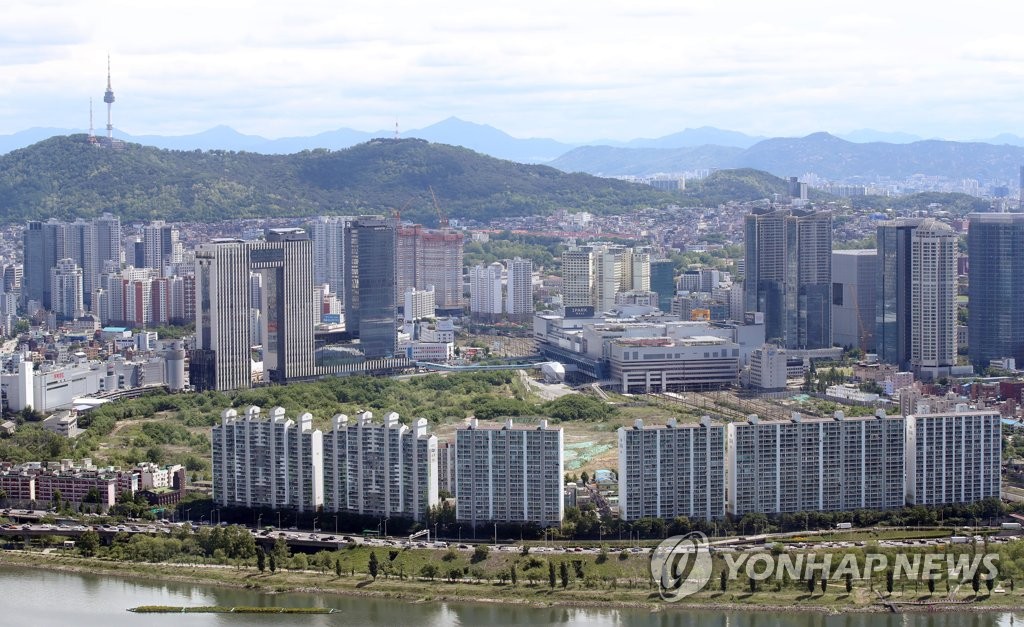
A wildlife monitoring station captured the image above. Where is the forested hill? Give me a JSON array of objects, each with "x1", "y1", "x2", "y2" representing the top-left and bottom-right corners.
[{"x1": 0, "y1": 135, "x2": 679, "y2": 225}]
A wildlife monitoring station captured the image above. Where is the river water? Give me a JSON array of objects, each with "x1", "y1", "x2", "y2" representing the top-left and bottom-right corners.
[{"x1": 3, "y1": 564, "x2": 1024, "y2": 626}]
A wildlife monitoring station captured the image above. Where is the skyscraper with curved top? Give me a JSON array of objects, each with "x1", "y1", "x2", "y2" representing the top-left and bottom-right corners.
[{"x1": 910, "y1": 219, "x2": 957, "y2": 380}]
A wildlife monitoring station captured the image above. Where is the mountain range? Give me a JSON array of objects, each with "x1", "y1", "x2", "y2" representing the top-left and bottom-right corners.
[{"x1": 3, "y1": 118, "x2": 1024, "y2": 182}]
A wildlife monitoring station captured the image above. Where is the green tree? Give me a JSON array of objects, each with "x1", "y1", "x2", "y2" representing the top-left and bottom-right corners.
[
  {"x1": 78, "y1": 529, "x2": 100, "y2": 557},
  {"x1": 807, "y1": 575, "x2": 815, "y2": 594},
  {"x1": 820, "y1": 576, "x2": 827, "y2": 593},
  {"x1": 972, "y1": 569, "x2": 981, "y2": 595},
  {"x1": 420, "y1": 563, "x2": 438, "y2": 580},
  {"x1": 256, "y1": 547, "x2": 266, "y2": 573},
  {"x1": 510, "y1": 563, "x2": 518, "y2": 587},
  {"x1": 927, "y1": 576, "x2": 935, "y2": 595},
  {"x1": 748, "y1": 576, "x2": 757, "y2": 593},
  {"x1": 548, "y1": 561, "x2": 556, "y2": 589},
  {"x1": 845, "y1": 572, "x2": 853, "y2": 594},
  {"x1": 369, "y1": 551, "x2": 379, "y2": 580},
  {"x1": 471, "y1": 544, "x2": 489, "y2": 563},
  {"x1": 335, "y1": 559, "x2": 342, "y2": 578},
  {"x1": 559, "y1": 561, "x2": 569, "y2": 588},
  {"x1": 720, "y1": 569, "x2": 728, "y2": 591},
  {"x1": 886, "y1": 569, "x2": 894, "y2": 595},
  {"x1": 269, "y1": 553, "x2": 277, "y2": 573}
]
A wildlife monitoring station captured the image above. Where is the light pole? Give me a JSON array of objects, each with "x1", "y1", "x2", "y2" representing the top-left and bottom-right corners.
[
  {"x1": 458, "y1": 526, "x2": 462, "y2": 543},
  {"x1": 433, "y1": 523, "x2": 438, "y2": 542},
  {"x1": 257, "y1": 514, "x2": 262, "y2": 531},
  {"x1": 277, "y1": 512, "x2": 281, "y2": 530},
  {"x1": 334, "y1": 515, "x2": 338, "y2": 535},
  {"x1": 185, "y1": 508, "x2": 191, "y2": 524},
  {"x1": 384, "y1": 518, "x2": 389, "y2": 537},
  {"x1": 313, "y1": 517, "x2": 318, "y2": 533},
  {"x1": 493, "y1": 522, "x2": 497, "y2": 545}
]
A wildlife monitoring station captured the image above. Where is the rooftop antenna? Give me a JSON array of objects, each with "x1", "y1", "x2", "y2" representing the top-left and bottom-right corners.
[{"x1": 103, "y1": 54, "x2": 116, "y2": 139}]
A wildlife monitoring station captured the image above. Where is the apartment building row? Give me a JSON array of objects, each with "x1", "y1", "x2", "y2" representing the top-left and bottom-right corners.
[
  {"x1": 618, "y1": 407, "x2": 1001, "y2": 521},
  {"x1": 212, "y1": 407, "x2": 566, "y2": 528}
]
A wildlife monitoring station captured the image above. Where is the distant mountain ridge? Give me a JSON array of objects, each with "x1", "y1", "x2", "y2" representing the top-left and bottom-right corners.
[
  {"x1": 552, "y1": 132, "x2": 1024, "y2": 182},
  {"x1": 4, "y1": 120, "x2": 1024, "y2": 182}
]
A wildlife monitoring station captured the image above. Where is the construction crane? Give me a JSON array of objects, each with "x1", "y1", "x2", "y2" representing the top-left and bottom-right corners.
[{"x1": 429, "y1": 186, "x2": 448, "y2": 228}]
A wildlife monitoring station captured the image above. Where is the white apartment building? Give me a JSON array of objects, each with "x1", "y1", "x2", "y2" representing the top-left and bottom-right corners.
[
  {"x1": 51, "y1": 258, "x2": 85, "y2": 319},
  {"x1": 505, "y1": 257, "x2": 534, "y2": 319},
  {"x1": 211, "y1": 406, "x2": 324, "y2": 513},
  {"x1": 905, "y1": 407, "x2": 1001, "y2": 506},
  {"x1": 455, "y1": 418, "x2": 564, "y2": 528},
  {"x1": 311, "y1": 215, "x2": 353, "y2": 300},
  {"x1": 404, "y1": 286, "x2": 436, "y2": 323},
  {"x1": 322, "y1": 411, "x2": 438, "y2": 522},
  {"x1": 727, "y1": 411, "x2": 905, "y2": 516},
  {"x1": 469, "y1": 262, "x2": 503, "y2": 320},
  {"x1": 618, "y1": 417, "x2": 724, "y2": 521}
]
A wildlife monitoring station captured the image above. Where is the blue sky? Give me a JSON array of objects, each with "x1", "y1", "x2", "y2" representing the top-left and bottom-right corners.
[{"x1": 2, "y1": 0, "x2": 1022, "y2": 142}]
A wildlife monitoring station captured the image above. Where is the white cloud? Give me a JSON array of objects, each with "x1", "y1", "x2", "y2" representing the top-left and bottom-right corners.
[{"x1": 1, "y1": 0, "x2": 1023, "y2": 142}]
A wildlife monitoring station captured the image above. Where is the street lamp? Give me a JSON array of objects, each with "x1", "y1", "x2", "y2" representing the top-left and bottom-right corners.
[
  {"x1": 434, "y1": 522, "x2": 438, "y2": 542},
  {"x1": 313, "y1": 517, "x2": 318, "y2": 533},
  {"x1": 384, "y1": 518, "x2": 389, "y2": 537},
  {"x1": 334, "y1": 515, "x2": 338, "y2": 535},
  {"x1": 493, "y1": 522, "x2": 497, "y2": 545},
  {"x1": 257, "y1": 514, "x2": 262, "y2": 531},
  {"x1": 185, "y1": 508, "x2": 191, "y2": 524},
  {"x1": 277, "y1": 512, "x2": 282, "y2": 530}
]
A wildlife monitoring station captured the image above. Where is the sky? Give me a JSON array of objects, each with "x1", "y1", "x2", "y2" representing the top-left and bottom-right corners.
[{"x1": 2, "y1": 0, "x2": 1023, "y2": 143}]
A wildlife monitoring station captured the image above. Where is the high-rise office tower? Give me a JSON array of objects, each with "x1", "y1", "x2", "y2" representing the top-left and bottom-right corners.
[
  {"x1": 142, "y1": 221, "x2": 180, "y2": 275},
  {"x1": 311, "y1": 216, "x2": 352, "y2": 302},
  {"x1": 469, "y1": 262, "x2": 503, "y2": 320},
  {"x1": 831, "y1": 249, "x2": 877, "y2": 352},
  {"x1": 744, "y1": 208, "x2": 832, "y2": 348},
  {"x1": 910, "y1": 219, "x2": 957, "y2": 380},
  {"x1": 192, "y1": 239, "x2": 250, "y2": 392},
  {"x1": 968, "y1": 213, "x2": 1024, "y2": 371},
  {"x1": 594, "y1": 246, "x2": 625, "y2": 313},
  {"x1": 875, "y1": 219, "x2": 921, "y2": 369},
  {"x1": 649, "y1": 259, "x2": 675, "y2": 313},
  {"x1": 505, "y1": 257, "x2": 534, "y2": 320},
  {"x1": 50, "y1": 258, "x2": 85, "y2": 319},
  {"x1": 23, "y1": 220, "x2": 56, "y2": 309},
  {"x1": 344, "y1": 216, "x2": 397, "y2": 359},
  {"x1": 561, "y1": 246, "x2": 595, "y2": 310},
  {"x1": 251, "y1": 228, "x2": 317, "y2": 384}
]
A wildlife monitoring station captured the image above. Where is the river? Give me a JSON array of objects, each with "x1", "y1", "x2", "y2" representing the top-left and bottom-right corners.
[{"x1": 3, "y1": 564, "x2": 1024, "y2": 626}]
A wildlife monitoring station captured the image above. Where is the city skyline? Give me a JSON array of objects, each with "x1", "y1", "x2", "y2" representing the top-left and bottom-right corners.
[{"x1": 3, "y1": 1, "x2": 1024, "y2": 142}]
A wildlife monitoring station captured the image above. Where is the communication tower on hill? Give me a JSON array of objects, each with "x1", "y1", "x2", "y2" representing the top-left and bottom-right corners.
[{"x1": 103, "y1": 55, "x2": 115, "y2": 140}]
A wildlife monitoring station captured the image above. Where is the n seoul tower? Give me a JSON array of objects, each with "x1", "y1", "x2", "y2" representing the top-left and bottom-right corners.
[{"x1": 103, "y1": 55, "x2": 115, "y2": 139}]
